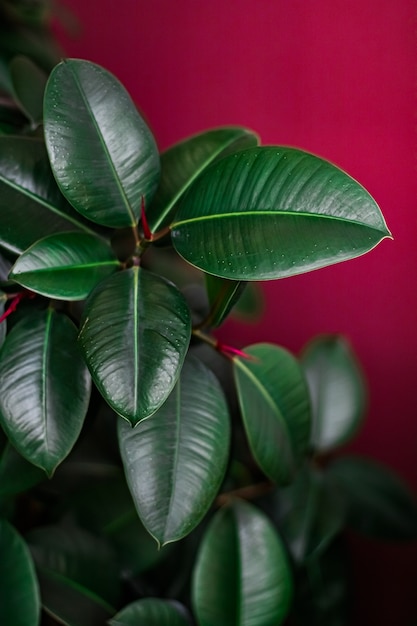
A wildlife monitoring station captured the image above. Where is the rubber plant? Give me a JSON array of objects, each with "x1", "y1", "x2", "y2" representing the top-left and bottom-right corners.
[{"x1": 0, "y1": 44, "x2": 417, "y2": 626}]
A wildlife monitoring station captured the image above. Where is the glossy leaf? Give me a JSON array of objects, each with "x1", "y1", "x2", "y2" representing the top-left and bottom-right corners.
[
  {"x1": 328, "y1": 456, "x2": 417, "y2": 540},
  {"x1": 301, "y1": 335, "x2": 367, "y2": 451},
  {"x1": 110, "y1": 598, "x2": 191, "y2": 626},
  {"x1": 28, "y1": 525, "x2": 118, "y2": 624},
  {"x1": 0, "y1": 309, "x2": 91, "y2": 475},
  {"x1": 192, "y1": 499, "x2": 293, "y2": 626},
  {"x1": 204, "y1": 274, "x2": 247, "y2": 328},
  {"x1": 148, "y1": 127, "x2": 259, "y2": 232},
  {"x1": 79, "y1": 267, "x2": 191, "y2": 425},
  {"x1": 0, "y1": 519, "x2": 40, "y2": 625},
  {"x1": 44, "y1": 59, "x2": 160, "y2": 228},
  {"x1": 234, "y1": 343, "x2": 311, "y2": 485},
  {"x1": 10, "y1": 232, "x2": 121, "y2": 300},
  {"x1": 0, "y1": 136, "x2": 97, "y2": 255},
  {"x1": 171, "y1": 147, "x2": 391, "y2": 280},
  {"x1": 10, "y1": 55, "x2": 47, "y2": 126},
  {"x1": 119, "y1": 355, "x2": 230, "y2": 545},
  {"x1": 0, "y1": 442, "x2": 45, "y2": 501}
]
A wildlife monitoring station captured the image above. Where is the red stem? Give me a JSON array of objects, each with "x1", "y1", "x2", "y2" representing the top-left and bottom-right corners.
[{"x1": 141, "y1": 196, "x2": 153, "y2": 241}]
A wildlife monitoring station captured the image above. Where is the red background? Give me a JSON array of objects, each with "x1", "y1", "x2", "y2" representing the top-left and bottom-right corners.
[{"x1": 55, "y1": 2, "x2": 417, "y2": 623}]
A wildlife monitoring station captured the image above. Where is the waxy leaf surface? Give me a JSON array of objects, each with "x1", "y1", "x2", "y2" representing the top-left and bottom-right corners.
[
  {"x1": 44, "y1": 59, "x2": 160, "y2": 227},
  {"x1": 10, "y1": 232, "x2": 120, "y2": 300},
  {"x1": 148, "y1": 127, "x2": 258, "y2": 232},
  {"x1": 0, "y1": 136, "x2": 96, "y2": 255},
  {"x1": 0, "y1": 309, "x2": 91, "y2": 475},
  {"x1": 0, "y1": 519, "x2": 40, "y2": 625},
  {"x1": 234, "y1": 343, "x2": 311, "y2": 485},
  {"x1": 79, "y1": 267, "x2": 191, "y2": 425},
  {"x1": 192, "y1": 499, "x2": 293, "y2": 626},
  {"x1": 301, "y1": 335, "x2": 367, "y2": 451},
  {"x1": 110, "y1": 599, "x2": 191, "y2": 626},
  {"x1": 119, "y1": 355, "x2": 230, "y2": 545},
  {"x1": 171, "y1": 147, "x2": 391, "y2": 280}
]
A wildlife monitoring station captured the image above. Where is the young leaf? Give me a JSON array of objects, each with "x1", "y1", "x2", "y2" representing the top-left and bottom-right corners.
[
  {"x1": 78, "y1": 267, "x2": 191, "y2": 425},
  {"x1": 44, "y1": 59, "x2": 160, "y2": 228},
  {"x1": 10, "y1": 232, "x2": 121, "y2": 300},
  {"x1": 204, "y1": 274, "x2": 247, "y2": 328},
  {"x1": 118, "y1": 355, "x2": 230, "y2": 546},
  {"x1": 234, "y1": 343, "x2": 311, "y2": 485},
  {"x1": 109, "y1": 598, "x2": 192, "y2": 626},
  {"x1": 28, "y1": 525, "x2": 119, "y2": 624},
  {"x1": 0, "y1": 309, "x2": 91, "y2": 475},
  {"x1": 300, "y1": 335, "x2": 367, "y2": 452},
  {"x1": 9, "y1": 55, "x2": 47, "y2": 126},
  {"x1": 0, "y1": 136, "x2": 97, "y2": 255},
  {"x1": 0, "y1": 519, "x2": 41, "y2": 625},
  {"x1": 147, "y1": 127, "x2": 259, "y2": 232},
  {"x1": 192, "y1": 499, "x2": 293, "y2": 626},
  {"x1": 171, "y1": 147, "x2": 391, "y2": 280},
  {"x1": 328, "y1": 456, "x2": 417, "y2": 540}
]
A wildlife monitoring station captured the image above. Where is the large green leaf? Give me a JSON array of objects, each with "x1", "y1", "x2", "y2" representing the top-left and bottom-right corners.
[
  {"x1": 0, "y1": 136, "x2": 97, "y2": 255},
  {"x1": 28, "y1": 525, "x2": 118, "y2": 625},
  {"x1": 78, "y1": 267, "x2": 191, "y2": 425},
  {"x1": 0, "y1": 309, "x2": 91, "y2": 475},
  {"x1": 118, "y1": 355, "x2": 230, "y2": 546},
  {"x1": 0, "y1": 519, "x2": 40, "y2": 626},
  {"x1": 148, "y1": 127, "x2": 259, "y2": 232},
  {"x1": 109, "y1": 599, "x2": 191, "y2": 626},
  {"x1": 234, "y1": 343, "x2": 311, "y2": 485},
  {"x1": 171, "y1": 147, "x2": 391, "y2": 280},
  {"x1": 300, "y1": 335, "x2": 367, "y2": 452},
  {"x1": 44, "y1": 59, "x2": 160, "y2": 228},
  {"x1": 9, "y1": 55, "x2": 47, "y2": 126},
  {"x1": 328, "y1": 456, "x2": 417, "y2": 540},
  {"x1": 10, "y1": 232, "x2": 121, "y2": 300},
  {"x1": 192, "y1": 499, "x2": 293, "y2": 626}
]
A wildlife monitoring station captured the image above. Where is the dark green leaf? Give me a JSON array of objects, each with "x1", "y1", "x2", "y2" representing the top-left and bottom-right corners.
[
  {"x1": 119, "y1": 355, "x2": 230, "y2": 546},
  {"x1": 9, "y1": 55, "x2": 47, "y2": 126},
  {"x1": 44, "y1": 59, "x2": 160, "y2": 228},
  {"x1": 328, "y1": 456, "x2": 417, "y2": 540},
  {"x1": 0, "y1": 136, "x2": 97, "y2": 255},
  {"x1": 204, "y1": 274, "x2": 247, "y2": 328},
  {"x1": 110, "y1": 598, "x2": 192, "y2": 626},
  {"x1": 234, "y1": 343, "x2": 311, "y2": 485},
  {"x1": 28, "y1": 525, "x2": 118, "y2": 625},
  {"x1": 0, "y1": 309, "x2": 91, "y2": 475},
  {"x1": 0, "y1": 518, "x2": 40, "y2": 625},
  {"x1": 0, "y1": 290, "x2": 6, "y2": 345},
  {"x1": 301, "y1": 335, "x2": 367, "y2": 451},
  {"x1": 10, "y1": 232, "x2": 121, "y2": 300},
  {"x1": 171, "y1": 147, "x2": 391, "y2": 280},
  {"x1": 0, "y1": 442, "x2": 45, "y2": 501},
  {"x1": 148, "y1": 127, "x2": 259, "y2": 232},
  {"x1": 0, "y1": 102, "x2": 27, "y2": 134},
  {"x1": 192, "y1": 499, "x2": 293, "y2": 626},
  {"x1": 79, "y1": 267, "x2": 191, "y2": 425}
]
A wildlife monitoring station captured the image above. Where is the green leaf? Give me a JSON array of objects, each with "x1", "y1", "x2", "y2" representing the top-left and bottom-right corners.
[
  {"x1": 79, "y1": 267, "x2": 191, "y2": 425},
  {"x1": 171, "y1": 147, "x2": 391, "y2": 280},
  {"x1": 148, "y1": 127, "x2": 259, "y2": 232},
  {"x1": 110, "y1": 598, "x2": 192, "y2": 626},
  {"x1": 10, "y1": 232, "x2": 121, "y2": 300},
  {"x1": 0, "y1": 442, "x2": 46, "y2": 501},
  {"x1": 0, "y1": 136, "x2": 98, "y2": 255},
  {"x1": 204, "y1": 274, "x2": 247, "y2": 328},
  {"x1": 273, "y1": 465, "x2": 346, "y2": 564},
  {"x1": 0, "y1": 309, "x2": 91, "y2": 475},
  {"x1": 118, "y1": 355, "x2": 230, "y2": 546},
  {"x1": 328, "y1": 456, "x2": 417, "y2": 540},
  {"x1": 0, "y1": 290, "x2": 6, "y2": 346},
  {"x1": 9, "y1": 55, "x2": 47, "y2": 126},
  {"x1": 300, "y1": 335, "x2": 367, "y2": 452},
  {"x1": 28, "y1": 525, "x2": 119, "y2": 624},
  {"x1": 234, "y1": 343, "x2": 311, "y2": 485},
  {"x1": 0, "y1": 102, "x2": 28, "y2": 134},
  {"x1": 44, "y1": 59, "x2": 160, "y2": 228},
  {"x1": 0, "y1": 519, "x2": 41, "y2": 625},
  {"x1": 192, "y1": 499, "x2": 293, "y2": 626}
]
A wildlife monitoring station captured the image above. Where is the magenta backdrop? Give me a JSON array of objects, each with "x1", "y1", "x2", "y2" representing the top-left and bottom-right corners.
[{"x1": 55, "y1": 1, "x2": 417, "y2": 623}]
